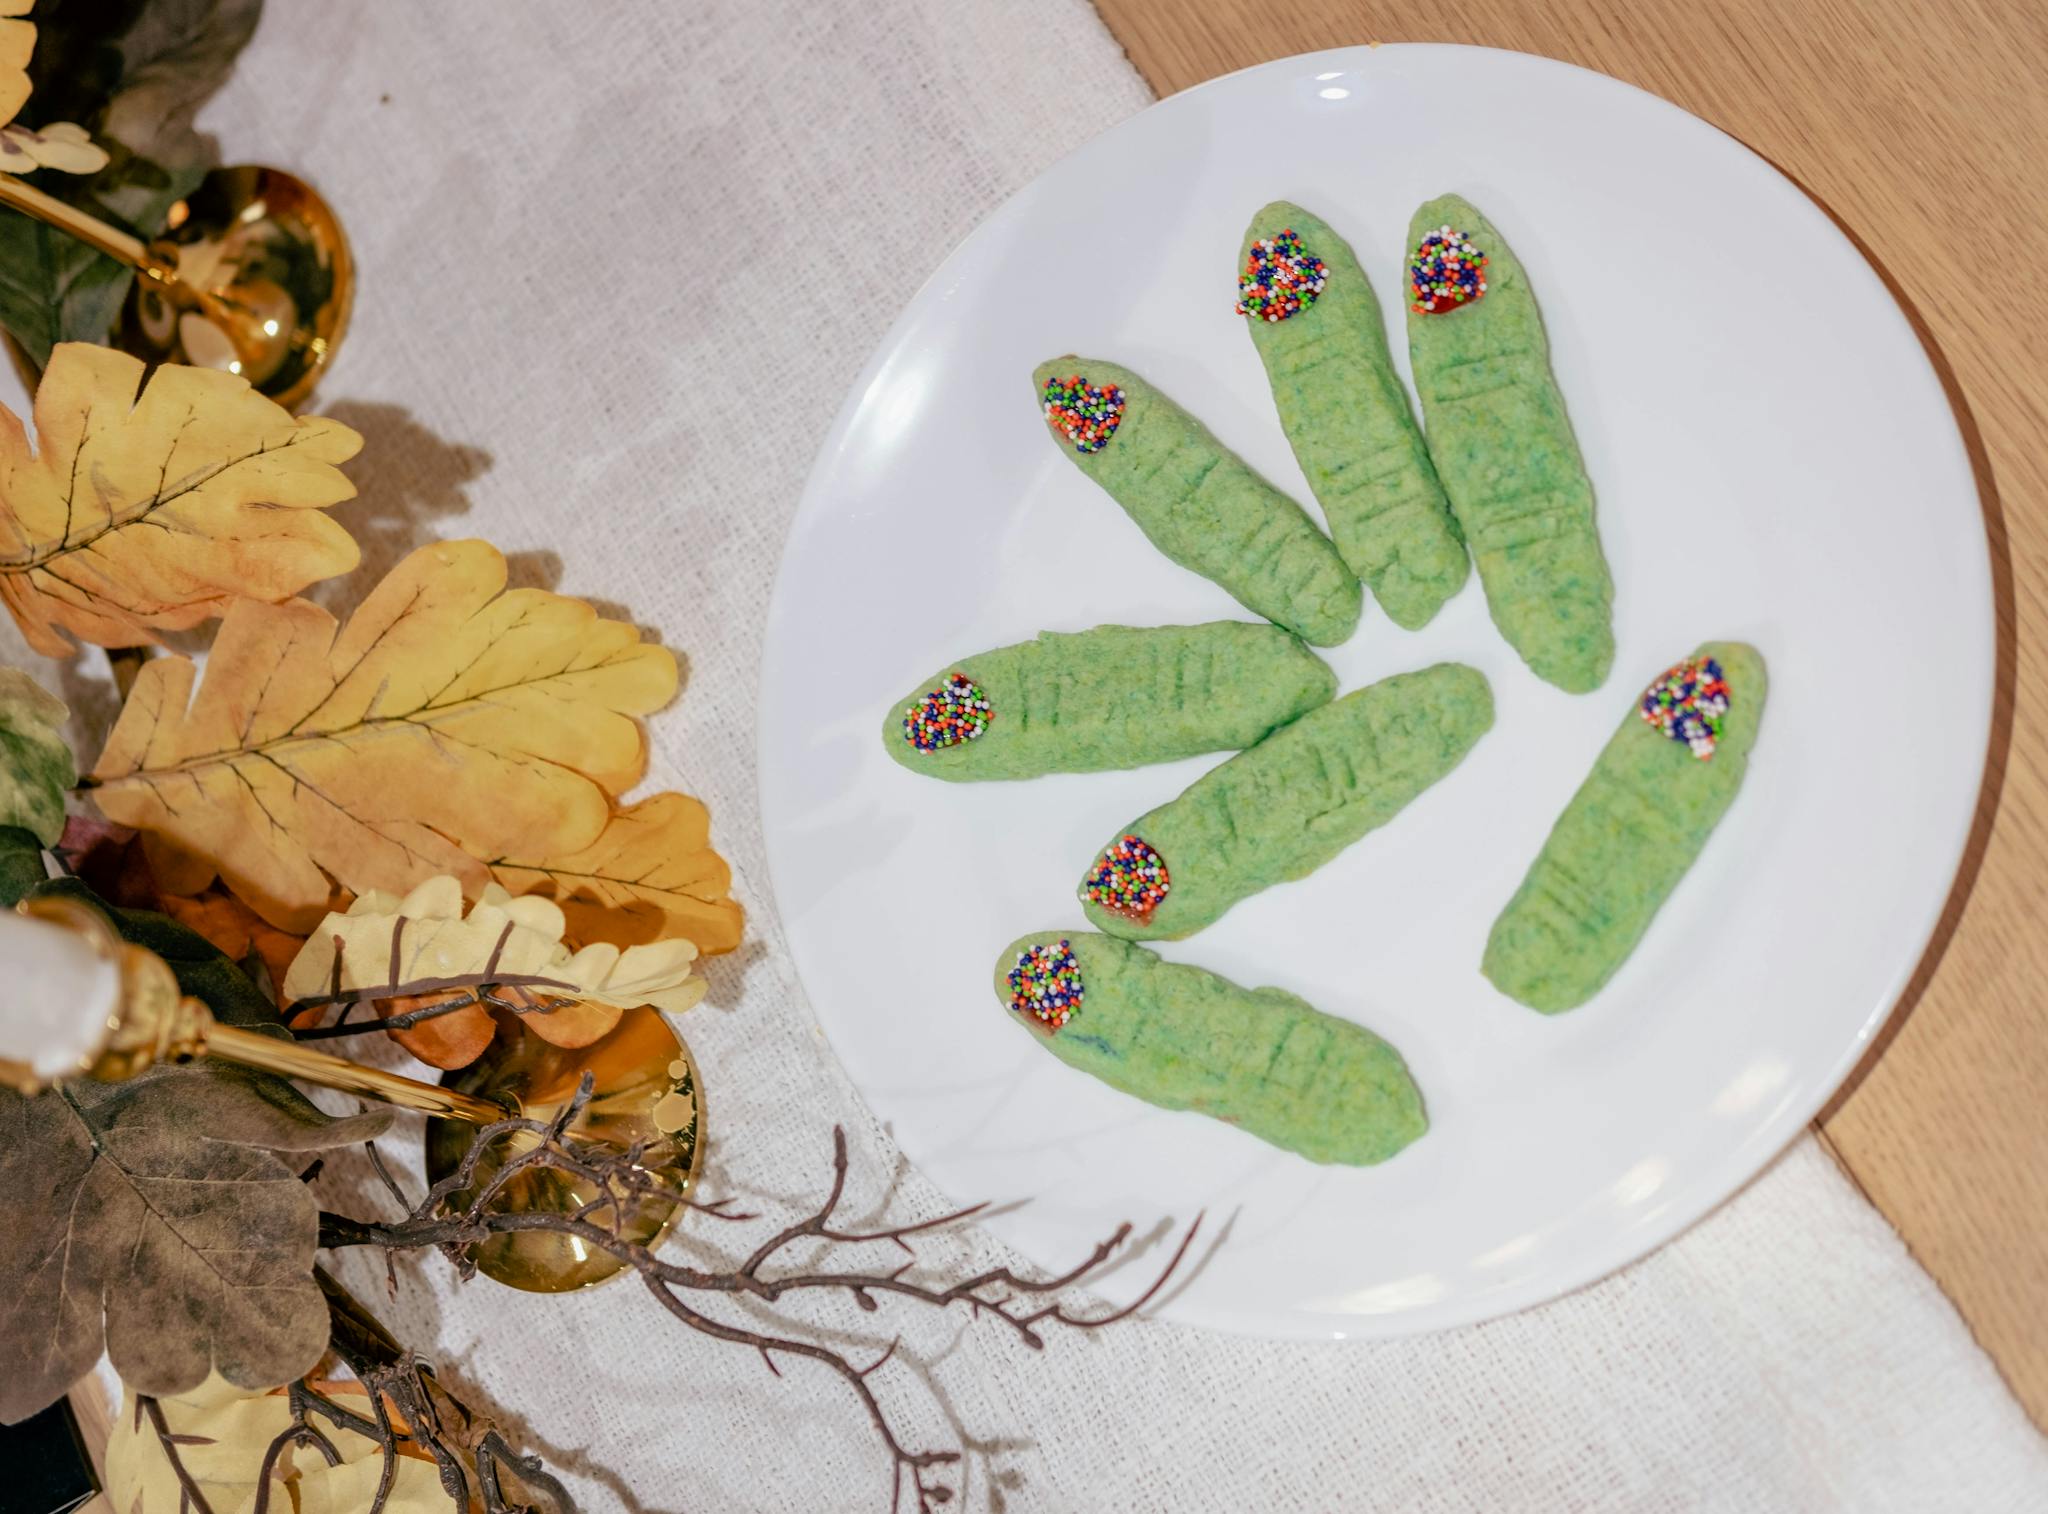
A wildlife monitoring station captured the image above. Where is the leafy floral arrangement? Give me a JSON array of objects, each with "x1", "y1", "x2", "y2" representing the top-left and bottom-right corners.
[{"x1": 0, "y1": 7, "x2": 1185, "y2": 1511}]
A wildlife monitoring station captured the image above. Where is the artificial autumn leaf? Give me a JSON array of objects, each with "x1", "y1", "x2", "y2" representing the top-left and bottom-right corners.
[
  {"x1": 106, "y1": 1372, "x2": 445, "y2": 1514},
  {"x1": 0, "y1": 665, "x2": 71, "y2": 843},
  {"x1": 366, "y1": 987, "x2": 497, "y2": 1070},
  {"x1": 0, "y1": 1, "x2": 29, "y2": 126},
  {"x1": 0, "y1": 119, "x2": 108, "y2": 173},
  {"x1": 0, "y1": 5, "x2": 106, "y2": 174},
  {"x1": 92, "y1": 0, "x2": 264, "y2": 171},
  {"x1": 159, "y1": 889, "x2": 306, "y2": 1006},
  {"x1": 0, "y1": 815, "x2": 41, "y2": 902},
  {"x1": 89, "y1": 538, "x2": 678, "y2": 930},
  {"x1": 0, "y1": 1064, "x2": 391, "y2": 1423},
  {"x1": 105, "y1": 1374, "x2": 297, "y2": 1514},
  {"x1": 284, "y1": 875, "x2": 706, "y2": 1059},
  {"x1": 0, "y1": 344, "x2": 362, "y2": 655},
  {"x1": 490, "y1": 790, "x2": 745, "y2": 954}
]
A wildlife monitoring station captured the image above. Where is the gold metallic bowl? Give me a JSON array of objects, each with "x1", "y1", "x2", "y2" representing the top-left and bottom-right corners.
[
  {"x1": 115, "y1": 164, "x2": 353, "y2": 410},
  {"x1": 425, "y1": 1007, "x2": 705, "y2": 1293}
]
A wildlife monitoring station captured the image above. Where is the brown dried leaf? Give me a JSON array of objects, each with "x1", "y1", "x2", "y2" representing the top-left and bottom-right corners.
[
  {"x1": 489, "y1": 791, "x2": 744, "y2": 954},
  {"x1": 0, "y1": 344, "x2": 360, "y2": 656},
  {"x1": 88, "y1": 539, "x2": 677, "y2": 930},
  {"x1": 0, "y1": 1064, "x2": 390, "y2": 1423}
]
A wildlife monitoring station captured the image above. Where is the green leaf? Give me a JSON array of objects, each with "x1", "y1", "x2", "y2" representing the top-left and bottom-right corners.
[
  {"x1": 0, "y1": 667, "x2": 74, "y2": 845},
  {"x1": 0, "y1": 209, "x2": 127, "y2": 362},
  {"x1": 0, "y1": 150, "x2": 198, "y2": 364},
  {"x1": 0, "y1": 824, "x2": 46, "y2": 905}
]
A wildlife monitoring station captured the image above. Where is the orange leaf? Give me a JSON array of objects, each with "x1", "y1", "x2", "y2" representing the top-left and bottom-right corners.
[
  {"x1": 514, "y1": 989, "x2": 623, "y2": 1049},
  {"x1": 160, "y1": 891, "x2": 307, "y2": 1005},
  {"x1": 377, "y1": 989, "x2": 494, "y2": 1070},
  {"x1": 488, "y1": 792, "x2": 744, "y2": 954},
  {"x1": 0, "y1": 345, "x2": 360, "y2": 656}
]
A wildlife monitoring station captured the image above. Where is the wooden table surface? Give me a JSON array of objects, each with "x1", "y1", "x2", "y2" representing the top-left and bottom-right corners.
[{"x1": 1093, "y1": 0, "x2": 2048, "y2": 1427}]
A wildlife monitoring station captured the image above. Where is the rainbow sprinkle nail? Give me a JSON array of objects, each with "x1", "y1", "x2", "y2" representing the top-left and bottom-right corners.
[
  {"x1": 1409, "y1": 225, "x2": 1489, "y2": 314},
  {"x1": 903, "y1": 672, "x2": 992, "y2": 752},
  {"x1": 1008, "y1": 939, "x2": 1083, "y2": 1031},
  {"x1": 1083, "y1": 835, "x2": 1171, "y2": 921},
  {"x1": 1639, "y1": 656, "x2": 1731, "y2": 760},
  {"x1": 1235, "y1": 228, "x2": 1328, "y2": 322},
  {"x1": 1042, "y1": 375, "x2": 1126, "y2": 454}
]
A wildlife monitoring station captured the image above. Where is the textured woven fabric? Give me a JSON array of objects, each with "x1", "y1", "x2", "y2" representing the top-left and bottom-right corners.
[{"x1": 15, "y1": 1, "x2": 2047, "y2": 1509}]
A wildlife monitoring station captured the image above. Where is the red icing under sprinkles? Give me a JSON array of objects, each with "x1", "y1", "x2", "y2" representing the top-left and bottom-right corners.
[
  {"x1": 1009, "y1": 939, "x2": 1083, "y2": 1031},
  {"x1": 902, "y1": 672, "x2": 992, "y2": 752},
  {"x1": 1083, "y1": 834, "x2": 1170, "y2": 920},
  {"x1": 1409, "y1": 225, "x2": 1489, "y2": 313},
  {"x1": 1042, "y1": 374, "x2": 1126, "y2": 454},
  {"x1": 1638, "y1": 656, "x2": 1731, "y2": 760},
  {"x1": 1235, "y1": 229, "x2": 1328, "y2": 322}
]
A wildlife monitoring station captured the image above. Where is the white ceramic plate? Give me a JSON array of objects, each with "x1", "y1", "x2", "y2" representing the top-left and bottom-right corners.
[{"x1": 757, "y1": 44, "x2": 1991, "y2": 1337}]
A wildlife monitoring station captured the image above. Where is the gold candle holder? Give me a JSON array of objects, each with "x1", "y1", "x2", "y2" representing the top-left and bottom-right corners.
[
  {"x1": 3, "y1": 895, "x2": 702, "y2": 1292},
  {"x1": 0, "y1": 163, "x2": 352, "y2": 409}
]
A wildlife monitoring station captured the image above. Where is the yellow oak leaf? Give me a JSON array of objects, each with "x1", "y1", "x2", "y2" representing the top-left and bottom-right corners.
[
  {"x1": 0, "y1": 344, "x2": 361, "y2": 656},
  {"x1": 0, "y1": 120, "x2": 109, "y2": 174},
  {"x1": 105, "y1": 1375, "x2": 298, "y2": 1514},
  {"x1": 490, "y1": 791, "x2": 745, "y2": 954},
  {"x1": 106, "y1": 1374, "x2": 445, "y2": 1514},
  {"x1": 0, "y1": 2, "x2": 32, "y2": 128},
  {"x1": 88, "y1": 538, "x2": 677, "y2": 930}
]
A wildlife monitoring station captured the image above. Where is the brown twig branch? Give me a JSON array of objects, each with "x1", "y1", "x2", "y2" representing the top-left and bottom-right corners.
[
  {"x1": 319, "y1": 1090, "x2": 1202, "y2": 1511},
  {"x1": 137, "y1": 1394, "x2": 220, "y2": 1514},
  {"x1": 292, "y1": 984, "x2": 583, "y2": 1040},
  {"x1": 296, "y1": 1267, "x2": 576, "y2": 1514}
]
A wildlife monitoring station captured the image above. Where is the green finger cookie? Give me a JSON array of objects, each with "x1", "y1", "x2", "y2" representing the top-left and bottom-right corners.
[
  {"x1": 884, "y1": 621, "x2": 1334, "y2": 781},
  {"x1": 1237, "y1": 202, "x2": 1469, "y2": 630},
  {"x1": 1034, "y1": 356, "x2": 1362, "y2": 646},
  {"x1": 995, "y1": 932, "x2": 1426, "y2": 1165},
  {"x1": 1078, "y1": 663, "x2": 1493, "y2": 939},
  {"x1": 1484, "y1": 642, "x2": 1767, "y2": 1013},
  {"x1": 1405, "y1": 195, "x2": 1615, "y2": 692}
]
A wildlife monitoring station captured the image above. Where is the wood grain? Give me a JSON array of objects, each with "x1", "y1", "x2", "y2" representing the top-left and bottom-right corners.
[{"x1": 1095, "y1": 0, "x2": 2048, "y2": 1428}]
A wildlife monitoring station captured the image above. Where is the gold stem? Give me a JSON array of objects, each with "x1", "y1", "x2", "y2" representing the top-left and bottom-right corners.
[
  {"x1": 0, "y1": 171, "x2": 161, "y2": 272},
  {"x1": 208, "y1": 1022, "x2": 512, "y2": 1127},
  {"x1": 0, "y1": 172, "x2": 241, "y2": 331}
]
